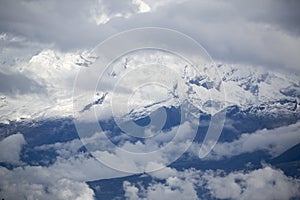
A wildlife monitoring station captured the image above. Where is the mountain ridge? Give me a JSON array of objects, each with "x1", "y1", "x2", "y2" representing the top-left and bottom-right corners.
[{"x1": 0, "y1": 49, "x2": 299, "y2": 123}]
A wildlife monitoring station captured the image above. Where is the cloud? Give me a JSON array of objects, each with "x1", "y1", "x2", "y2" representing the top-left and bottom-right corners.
[
  {"x1": 0, "y1": 0, "x2": 140, "y2": 49},
  {"x1": 0, "y1": 48, "x2": 87, "y2": 122},
  {"x1": 87, "y1": 121, "x2": 196, "y2": 173},
  {"x1": 145, "y1": 178, "x2": 198, "y2": 200},
  {"x1": 117, "y1": 0, "x2": 300, "y2": 71},
  {"x1": 123, "y1": 166, "x2": 300, "y2": 200},
  {"x1": 204, "y1": 166, "x2": 300, "y2": 200},
  {"x1": 123, "y1": 181, "x2": 140, "y2": 200},
  {"x1": 34, "y1": 139, "x2": 83, "y2": 159},
  {"x1": 0, "y1": 133, "x2": 26, "y2": 165},
  {"x1": 0, "y1": 134, "x2": 130, "y2": 199},
  {"x1": 229, "y1": 0, "x2": 300, "y2": 36},
  {"x1": 0, "y1": 149, "x2": 128, "y2": 199},
  {"x1": 0, "y1": 167, "x2": 95, "y2": 200},
  {"x1": 1, "y1": 0, "x2": 300, "y2": 72},
  {"x1": 1, "y1": 131, "x2": 300, "y2": 199},
  {"x1": 123, "y1": 168, "x2": 199, "y2": 200},
  {"x1": 34, "y1": 150, "x2": 129, "y2": 182},
  {"x1": 191, "y1": 121, "x2": 300, "y2": 160},
  {"x1": 0, "y1": 71, "x2": 45, "y2": 95},
  {"x1": 0, "y1": 33, "x2": 49, "y2": 67}
]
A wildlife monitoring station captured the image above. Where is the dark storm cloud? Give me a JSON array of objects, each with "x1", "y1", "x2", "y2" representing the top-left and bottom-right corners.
[
  {"x1": 0, "y1": 0, "x2": 299, "y2": 71},
  {"x1": 0, "y1": 0, "x2": 135, "y2": 49},
  {"x1": 0, "y1": 0, "x2": 95, "y2": 48},
  {"x1": 107, "y1": 0, "x2": 300, "y2": 71},
  {"x1": 231, "y1": 0, "x2": 300, "y2": 36}
]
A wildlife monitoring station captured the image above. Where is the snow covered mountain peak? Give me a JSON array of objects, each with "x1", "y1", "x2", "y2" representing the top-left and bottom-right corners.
[
  {"x1": 0, "y1": 49, "x2": 299, "y2": 123},
  {"x1": 92, "y1": 51, "x2": 299, "y2": 119},
  {"x1": 28, "y1": 49, "x2": 94, "y2": 69}
]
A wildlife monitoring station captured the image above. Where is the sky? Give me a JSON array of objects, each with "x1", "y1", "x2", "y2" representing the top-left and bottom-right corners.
[{"x1": 0, "y1": 0, "x2": 300, "y2": 72}]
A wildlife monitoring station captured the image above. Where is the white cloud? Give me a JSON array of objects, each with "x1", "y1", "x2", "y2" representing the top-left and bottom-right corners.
[
  {"x1": 132, "y1": 0, "x2": 152, "y2": 13},
  {"x1": 0, "y1": 133, "x2": 131, "y2": 199},
  {"x1": 0, "y1": 133, "x2": 26, "y2": 165},
  {"x1": 0, "y1": 167, "x2": 95, "y2": 200},
  {"x1": 90, "y1": 0, "x2": 142, "y2": 25},
  {"x1": 1, "y1": 130, "x2": 300, "y2": 200},
  {"x1": 124, "y1": 166, "x2": 300, "y2": 200},
  {"x1": 196, "y1": 121, "x2": 300, "y2": 160},
  {"x1": 123, "y1": 168, "x2": 199, "y2": 200},
  {"x1": 204, "y1": 166, "x2": 300, "y2": 200},
  {"x1": 149, "y1": 166, "x2": 178, "y2": 179},
  {"x1": 123, "y1": 181, "x2": 141, "y2": 200},
  {"x1": 47, "y1": 178, "x2": 95, "y2": 200},
  {"x1": 34, "y1": 139, "x2": 83, "y2": 159},
  {"x1": 88, "y1": 121, "x2": 196, "y2": 173},
  {"x1": 0, "y1": 151, "x2": 128, "y2": 199},
  {"x1": 146, "y1": 177, "x2": 198, "y2": 200}
]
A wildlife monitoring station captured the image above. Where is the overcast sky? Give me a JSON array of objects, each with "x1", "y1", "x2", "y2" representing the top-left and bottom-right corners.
[{"x1": 0, "y1": 0, "x2": 300, "y2": 72}]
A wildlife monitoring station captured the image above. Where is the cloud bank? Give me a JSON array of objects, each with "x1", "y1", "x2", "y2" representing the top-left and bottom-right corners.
[
  {"x1": 123, "y1": 166, "x2": 300, "y2": 200},
  {"x1": 1, "y1": 0, "x2": 299, "y2": 71},
  {"x1": 196, "y1": 121, "x2": 300, "y2": 160}
]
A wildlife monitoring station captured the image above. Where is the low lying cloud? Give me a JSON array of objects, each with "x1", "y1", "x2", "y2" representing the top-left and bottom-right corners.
[
  {"x1": 1, "y1": 128, "x2": 300, "y2": 199},
  {"x1": 0, "y1": 133, "x2": 128, "y2": 199},
  {"x1": 0, "y1": 133, "x2": 26, "y2": 165},
  {"x1": 123, "y1": 166, "x2": 300, "y2": 200},
  {"x1": 89, "y1": 121, "x2": 196, "y2": 173},
  {"x1": 0, "y1": 166, "x2": 95, "y2": 200},
  {"x1": 204, "y1": 166, "x2": 300, "y2": 200},
  {"x1": 124, "y1": 168, "x2": 200, "y2": 200},
  {"x1": 193, "y1": 121, "x2": 300, "y2": 160}
]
